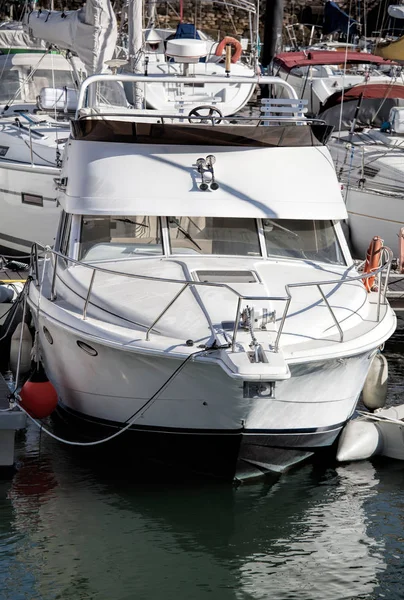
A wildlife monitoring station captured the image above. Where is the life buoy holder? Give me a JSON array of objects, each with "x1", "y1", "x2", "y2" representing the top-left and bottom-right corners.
[
  {"x1": 362, "y1": 235, "x2": 383, "y2": 292},
  {"x1": 215, "y1": 36, "x2": 243, "y2": 64}
]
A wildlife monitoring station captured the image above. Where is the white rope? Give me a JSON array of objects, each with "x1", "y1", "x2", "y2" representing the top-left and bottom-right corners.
[
  {"x1": 14, "y1": 347, "x2": 208, "y2": 446},
  {"x1": 17, "y1": 400, "x2": 153, "y2": 446},
  {"x1": 356, "y1": 410, "x2": 404, "y2": 426}
]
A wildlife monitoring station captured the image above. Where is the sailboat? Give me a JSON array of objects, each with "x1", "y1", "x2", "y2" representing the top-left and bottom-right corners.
[
  {"x1": 0, "y1": 0, "x2": 118, "y2": 254},
  {"x1": 320, "y1": 74, "x2": 404, "y2": 258},
  {"x1": 0, "y1": 21, "x2": 86, "y2": 254},
  {"x1": 375, "y1": 4, "x2": 404, "y2": 62},
  {"x1": 121, "y1": 0, "x2": 259, "y2": 117}
]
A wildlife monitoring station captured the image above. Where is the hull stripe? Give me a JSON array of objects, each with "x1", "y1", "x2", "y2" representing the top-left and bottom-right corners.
[
  {"x1": 0, "y1": 187, "x2": 56, "y2": 202},
  {"x1": 0, "y1": 231, "x2": 33, "y2": 248},
  {"x1": 59, "y1": 402, "x2": 346, "y2": 436}
]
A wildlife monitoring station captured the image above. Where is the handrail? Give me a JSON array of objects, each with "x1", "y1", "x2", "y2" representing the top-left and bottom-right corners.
[
  {"x1": 30, "y1": 243, "x2": 393, "y2": 354},
  {"x1": 76, "y1": 111, "x2": 327, "y2": 127},
  {"x1": 76, "y1": 73, "x2": 299, "y2": 117}
]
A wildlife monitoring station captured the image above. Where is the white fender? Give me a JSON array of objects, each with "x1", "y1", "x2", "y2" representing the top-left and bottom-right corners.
[
  {"x1": 362, "y1": 353, "x2": 388, "y2": 411},
  {"x1": 10, "y1": 322, "x2": 32, "y2": 376},
  {"x1": 0, "y1": 286, "x2": 13, "y2": 303},
  {"x1": 337, "y1": 419, "x2": 382, "y2": 462}
]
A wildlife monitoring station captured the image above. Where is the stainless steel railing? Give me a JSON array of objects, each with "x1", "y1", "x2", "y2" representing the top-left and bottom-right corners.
[
  {"x1": 75, "y1": 74, "x2": 300, "y2": 117},
  {"x1": 30, "y1": 243, "x2": 393, "y2": 353}
]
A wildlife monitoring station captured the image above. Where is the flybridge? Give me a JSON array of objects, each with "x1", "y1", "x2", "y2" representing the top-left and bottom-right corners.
[
  {"x1": 76, "y1": 73, "x2": 299, "y2": 118},
  {"x1": 56, "y1": 73, "x2": 346, "y2": 220},
  {"x1": 71, "y1": 73, "x2": 333, "y2": 148}
]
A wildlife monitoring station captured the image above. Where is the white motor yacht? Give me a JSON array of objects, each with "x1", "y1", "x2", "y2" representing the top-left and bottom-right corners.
[{"x1": 27, "y1": 73, "x2": 396, "y2": 481}]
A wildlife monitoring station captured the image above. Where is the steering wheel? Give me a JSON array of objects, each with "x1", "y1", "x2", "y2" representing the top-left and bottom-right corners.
[{"x1": 188, "y1": 105, "x2": 223, "y2": 124}]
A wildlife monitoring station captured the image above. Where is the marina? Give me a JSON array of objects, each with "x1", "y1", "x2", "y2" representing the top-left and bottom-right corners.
[{"x1": 1, "y1": 0, "x2": 404, "y2": 596}]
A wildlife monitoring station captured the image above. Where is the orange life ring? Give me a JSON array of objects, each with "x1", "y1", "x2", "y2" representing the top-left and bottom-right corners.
[
  {"x1": 215, "y1": 36, "x2": 243, "y2": 64},
  {"x1": 362, "y1": 235, "x2": 383, "y2": 292}
]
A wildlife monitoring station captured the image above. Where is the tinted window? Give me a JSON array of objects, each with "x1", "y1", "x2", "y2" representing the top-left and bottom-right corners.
[
  {"x1": 168, "y1": 217, "x2": 261, "y2": 256},
  {"x1": 80, "y1": 216, "x2": 162, "y2": 260},
  {"x1": 263, "y1": 219, "x2": 345, "y2": 264}
]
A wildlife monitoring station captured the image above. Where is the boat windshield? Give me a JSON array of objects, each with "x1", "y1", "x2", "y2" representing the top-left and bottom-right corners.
[
  {"x1": 168, "y1": 217, "x2": 345, "y2": 264},
  {"x1": 0, "y1": 68, "x2": 80, "y2": 104},
  {"x1": 78, "y1": 216, "x2": 345, "y2": 265},
  {"x1": 168, "y1": 217, "x2": 261, "y2": 256},
  {"x1": 27, "y1": 69, "x2": 78, "y2": 99},
  {"x1": 0, "y1": 70, "x2": 20, "y2": 103},
  {"x1": 263, "y1": 219, "x2": 345, "y2": 264},
  {"x1": 79, "y1": 216, "x2": 163, "y2": 260}
]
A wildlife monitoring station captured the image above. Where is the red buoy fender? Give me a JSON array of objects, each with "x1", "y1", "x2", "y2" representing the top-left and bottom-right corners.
[
  {"x1": 362, "y1": 236, "x2": 383, "y2": 292},
  {"x1": 19, "y1": 366, "x2": 58, "y2": 419},
  {"x1": 215, "y1": 36, "x2": 243, "y2": 63}
]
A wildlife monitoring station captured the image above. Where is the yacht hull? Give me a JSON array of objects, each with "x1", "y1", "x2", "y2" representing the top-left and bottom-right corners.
[
  {"x1": 35, "y1": 317, "x2": 376, "y2": 480},
  {"x1": 0, "y1": 161, "x2": 60, "y2": 254},
  {"x1": 54, "y1": 402, "x2": 336, "y2": 480},
  {"x1": 345, "y1": 186, "x2": 404, "y2": 259}
]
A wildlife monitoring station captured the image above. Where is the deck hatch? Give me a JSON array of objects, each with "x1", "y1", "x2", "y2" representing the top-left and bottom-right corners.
[{"x1": 194, "y1": 270, "x2": 259, "y2": 283}]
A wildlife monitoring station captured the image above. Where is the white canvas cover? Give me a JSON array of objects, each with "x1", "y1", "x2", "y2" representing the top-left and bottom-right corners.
[
  {"x1": 24, "y1": 0, "x2": 117, "y2": 74},
  {"x1": 389, "y1": 106, "x2": 404, "y2": 133},
  {"x1": 388, "y1": 5, "x2": 404, "y2": 19},
  {"x1": 0, "y1": 22, "x2": 47, "y2": 50}
]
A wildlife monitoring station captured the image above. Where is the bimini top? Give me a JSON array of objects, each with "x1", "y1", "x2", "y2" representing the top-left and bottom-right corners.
[
  {"x1": 319, "y1": 82, "x2": 404, "y2": 129},
  {"x1": 321, "y1": 82, "x2": 404, "y2": 112},
  {"x1": 274, "y1": 50, "x2": 392, "y2": 71}
]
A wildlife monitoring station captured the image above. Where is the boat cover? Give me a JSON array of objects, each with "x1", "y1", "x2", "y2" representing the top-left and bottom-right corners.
[
  {"x1": 0, "y1": 22, "x2": 47, "y2": 51},
  {"x1": 319, "y1": 83, "x2": 404, "y2": 129},
  {"x1": 323, "y1": 1, "x2": 359, "y2": 36},
  {"x1": 388, "y1": 5, "x2": 404, "y2": 19},
  {"x1": 24, "y1": 0, "x2": 116, "y2": 74},
  {"x1": 274, "y1": 50, "x2": 391, "y2": 71},
  {"x1": 375, "y1": 34, "x2": 404, "y2": 62}
]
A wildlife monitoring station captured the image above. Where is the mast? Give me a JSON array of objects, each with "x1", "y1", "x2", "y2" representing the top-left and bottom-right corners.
[
  {"x1": 128, "y1": 0, "x2": 143, "y2": 71},
  {"x1": 128, "y1": 0, "x2": 144, "y2": 108},
  {"x1": 260, "y1": 0, "x2": 283, "y2": 69},
  {"x1": 146, "y1": 0, "x2": 157, "y2": 27}
]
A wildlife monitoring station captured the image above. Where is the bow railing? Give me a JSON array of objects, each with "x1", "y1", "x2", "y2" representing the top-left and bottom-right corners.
[{"x1": 30, "y1": 243, "x2": 393, "y2": 354}]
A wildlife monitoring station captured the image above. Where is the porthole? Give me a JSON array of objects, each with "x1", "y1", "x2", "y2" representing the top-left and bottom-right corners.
[
  {"x1": 43, "y1": 326, "x2": 53, "y2": 345},
  {"x1": 76, "y1": 340, "x2": 98, "y2": 356}
]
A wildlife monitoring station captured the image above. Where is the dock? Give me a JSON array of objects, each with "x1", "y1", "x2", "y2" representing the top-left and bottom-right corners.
[
  {"x1": 0, "y1": 372, "x2": 26, "y2": 467},
  {"x1": 385, "y1": 272, "x2": 404, "y2": 313},
  {"x1": 0, "y1": 258, "x2": 29, "y2": 468}
]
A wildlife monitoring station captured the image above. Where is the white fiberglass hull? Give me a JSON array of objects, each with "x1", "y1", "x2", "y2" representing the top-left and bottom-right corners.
[
  {"x1": 0, "y1": 161, "x2": 60, "y2": 253},
  {"x1": 345, "y1": 186, "x2": 404, "y2": 259},
  {"x1": 35, "y1": 312, "x2": 382, "y2": 479}
]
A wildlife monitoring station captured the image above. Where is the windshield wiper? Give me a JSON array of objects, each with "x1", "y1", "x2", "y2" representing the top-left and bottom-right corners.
[
  {"x1": 264, "y1": 219, "x2": 299, "y2": 239},
  {"x1": 115, "y1": 218, "x2": 149, "y2": 228},
  {"x1": 169, "y1": 218, "x2": 202, "y2": 251}
]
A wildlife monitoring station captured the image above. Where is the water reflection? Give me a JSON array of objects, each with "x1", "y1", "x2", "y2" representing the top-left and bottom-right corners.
[
  {"x1": 237, "y1": 463, "x2": 385, "y2": 599},
  {"x1": 0, "y1": 424, "x2": 395, "y2": 600}
]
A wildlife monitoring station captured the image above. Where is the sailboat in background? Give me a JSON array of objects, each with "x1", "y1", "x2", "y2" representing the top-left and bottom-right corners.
[
  {"x1": 375, "y1": 4, "x2": 404, "y2": 61},
  {"x1": 323, "y1": 81, "x2": 404, "y2": 260},
  {"x1": 121, "y1": 0, "x2": 259, "y2": 116},
  {"x1": 0, "y1": 0, "x2": 119, "y2": 255}
]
